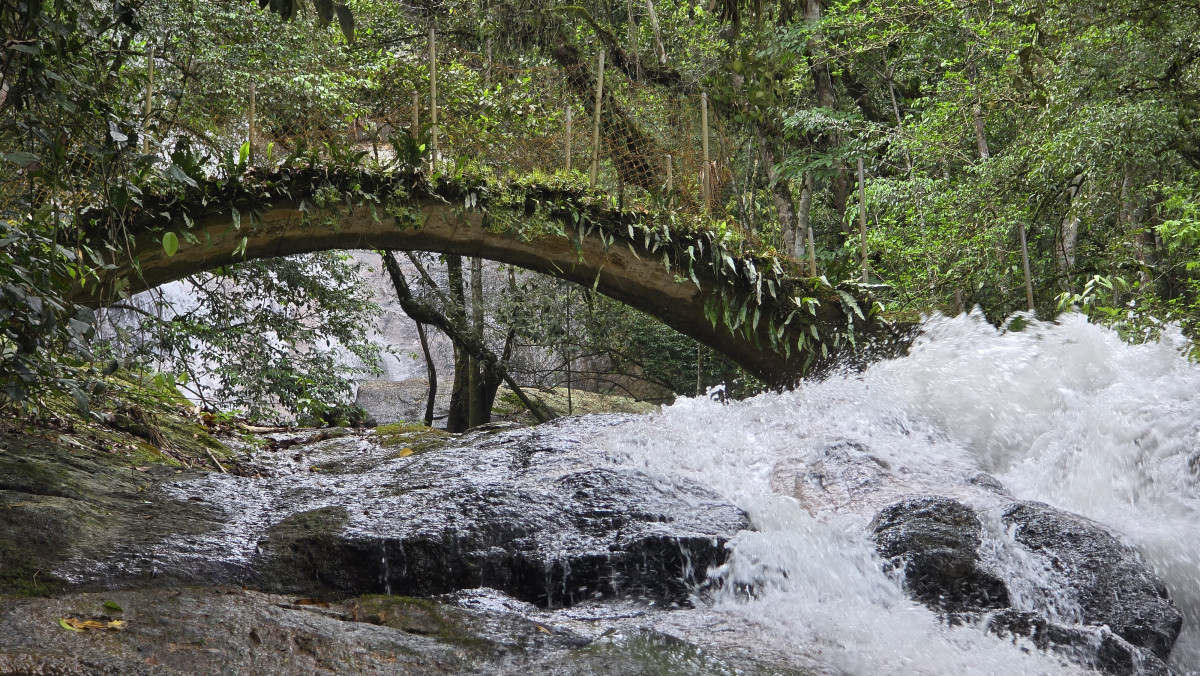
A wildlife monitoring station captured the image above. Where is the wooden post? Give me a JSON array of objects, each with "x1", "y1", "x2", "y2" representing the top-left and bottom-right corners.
[
  {"x1": 411, "y1": 91, "x2": 419, "y2": 138},
  {"x1": 589, "y1": 49, "x2": 606, "y2": 188},
  {"x1": 858, "y1": 157, "x2": 869, "y2": 283},
  {"x1": 565, "y1": 106, "x2": 573, "y2": 172},
  {"x1": 142, "y1": 46, "x2": 154, "y2": 154},
  {"x1": 429, "y1": 24, "x2": 438, "y2": 172},
  {"x1": 626, "y1": 0, "x2": 641, "y2": 82},
  {"x1": 701, "y1": 92, "x2": 710, "y2": 211},
  {"x1": 1019, "y1": 223, "x2": 1035, "y2": 311},
  {"x1": 248, "y1": 81, "x2": 257, "y2": 165},
  {"x1": 665, "y1": 154, "x2": 672, "y2": 193}
]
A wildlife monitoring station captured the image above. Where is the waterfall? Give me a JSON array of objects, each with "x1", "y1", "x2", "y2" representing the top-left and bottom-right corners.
[{"x1": 600, "y1": 311, "x2": 1200, "y2": 675}]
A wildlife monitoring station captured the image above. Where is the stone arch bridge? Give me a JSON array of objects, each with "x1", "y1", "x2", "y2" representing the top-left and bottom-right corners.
[{"x1": 76, "y1": 168, "x2": 892, "y2": 386}]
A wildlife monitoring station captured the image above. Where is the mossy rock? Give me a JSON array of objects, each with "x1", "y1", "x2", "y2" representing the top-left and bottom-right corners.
[
  {"x1": 257, "y1": 507, "x2": 354, "y2": 593},
  {"x1": 374, "y1": 423, "x2": 451, "y2": 457},
  {"x1": 351, "y1": 595, "x2": 497, "y2": 655}
]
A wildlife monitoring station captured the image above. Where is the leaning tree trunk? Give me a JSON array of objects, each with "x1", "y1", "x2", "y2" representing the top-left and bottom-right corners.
[{"x1": 445, "y1": 255, "x2": 471, "y2": 432}]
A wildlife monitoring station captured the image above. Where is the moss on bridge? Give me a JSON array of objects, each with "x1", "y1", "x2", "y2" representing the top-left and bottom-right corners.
[{"x1": 85, "y1": 160, "x2": 899, "y2": 383}]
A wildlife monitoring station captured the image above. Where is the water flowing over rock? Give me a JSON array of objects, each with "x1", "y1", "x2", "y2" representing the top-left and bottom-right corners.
[
  {"x1": 870, "y1": 496, "x2": 1009, "y2": 612},
  {"x1": 999, "y1": 501, "x2": 1183, "y2": 665},
  {"x1": 868, "y1": 495, "x2": 1182, "y2": 674},
  {"x1": 64, "y1": 416, "x2": 747, "y2": 609}
]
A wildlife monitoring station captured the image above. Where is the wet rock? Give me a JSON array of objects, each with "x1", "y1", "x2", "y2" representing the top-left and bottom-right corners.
[
  {"x1": 869, "y1": 496, "x2": 1183, "y2": 673},
  {"x1": 869, "y1": 496, "x2": 1009, "y2": 612},
  {"x1": 1001, "y1": 501, "x2": 1183, "y2": 663},
  {"x1": 0, "y1": 587, "x2": 802, "y2": 676},
  {"x1": 70, "y1": 416, "x2": 747, "y2": 610},
  {"x1": 986, "y1": 609, "x2": 1168, "y2": 675}
]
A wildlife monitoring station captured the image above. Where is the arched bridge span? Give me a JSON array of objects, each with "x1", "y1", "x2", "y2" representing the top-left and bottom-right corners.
[{"x1": 77, "y1": 173, "x2": 885, "y2": 385}]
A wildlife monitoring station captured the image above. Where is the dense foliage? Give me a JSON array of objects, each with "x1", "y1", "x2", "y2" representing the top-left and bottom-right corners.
[{"x1": 2, "y1": 0, "x2": 1198, "y2": 419}]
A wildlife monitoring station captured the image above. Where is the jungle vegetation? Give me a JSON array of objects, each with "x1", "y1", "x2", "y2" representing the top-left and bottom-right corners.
[{"x1": 2, "y1": 0, "x2": 1198, "y2": 426}]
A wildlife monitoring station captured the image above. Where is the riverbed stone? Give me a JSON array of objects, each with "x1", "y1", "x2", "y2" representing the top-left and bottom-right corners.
[
  {"x1": 250, "y1": 418, "x2": 748, "y2": 607},
  {"x1": 869, "y1": 495, "x2": 1009, "y2": 612},
  {"x1": 869, "y1": 495, "x2": 1183, "y2": 674},
  {"x1": 1000, "y1": 501, "x2": 1183, "y2": 663},
  {"x1": 58, "y1": 416, "x2": 747, "y2": 610},
  {"x1": 354, "y1": 378, "x2": 448, "y2": 426}
]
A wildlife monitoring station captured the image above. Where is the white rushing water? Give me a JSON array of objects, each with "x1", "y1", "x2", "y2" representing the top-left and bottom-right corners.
[{"x1": 596, "y1": 311, "x2": 1200, "y2": 675}]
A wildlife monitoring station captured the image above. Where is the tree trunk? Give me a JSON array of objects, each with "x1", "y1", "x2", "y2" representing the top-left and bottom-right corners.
[
  {"x1": 445, "y1": 255, "x2": 471, "y2": 432},
  {"x1": 800, "y1": 0, "x2": 850, "y2": 229},
  {"x1": 760, "y1": 139, "x2": 798, "y2": 257},
  {"x1": 383, "y1": 252, "x2": 554, "y2": 427},
  {"x1": 414, "y1": 321, "x2": 437, "y2": 426},
  {"x1": 644, "y1": 0, "x2": 667, "y2": 67},
  {"x1": 799, "y1": 172, "x2": 817, "y2": 275},
  {"x1": 1121, "y1": 168, "x2": 1156, "y2": 288},
  {"x1": 1057, "y1": 173, "x2": 1085, "y2": 289},
  {"x1": 468, "y1": 256, "x2": 486, "y2": 426}
]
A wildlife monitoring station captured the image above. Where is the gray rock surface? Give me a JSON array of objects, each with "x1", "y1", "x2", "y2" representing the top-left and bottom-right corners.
[
  {"x1": 870, "y1": 496, "x2": 1009, "y2": 612},
  {"x1": 64, "y1": 416, "x2": 748, "y2": 610},
  {"x1": 869, "y1": 495, "x2": 1183, "y2": 675},
  {"x1": 1000, "y1": 501, "x2": 1183, "y2": 663},
  {"x1": 354, "y1": 377, "x2": 449, "y2": 426},
  {"x1": 0, "y1": 587, "x2": 803, "y2": 676}
]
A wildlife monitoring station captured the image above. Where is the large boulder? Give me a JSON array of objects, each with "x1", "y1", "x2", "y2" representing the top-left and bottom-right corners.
[
  {"x1": 869, "y1": 496, "x2": 1182, "y2": 674},
  {"x1": 1000, "y1": 501, "x2": 1182, "y2": 663},
  {"x1": 870, "y1": 496, "x2": 1008, "y2": 612},
  {"x1": 354, "y1": 378, "x2": 448, "y2": 425},
  {"x1": 67, "y1": 416, "x2": 748, "y2": 609}
]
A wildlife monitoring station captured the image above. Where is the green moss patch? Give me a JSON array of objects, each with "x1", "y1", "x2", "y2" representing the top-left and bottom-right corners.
[{"x1": 375, "y1": 423, "x2": 451, "y2": 456}]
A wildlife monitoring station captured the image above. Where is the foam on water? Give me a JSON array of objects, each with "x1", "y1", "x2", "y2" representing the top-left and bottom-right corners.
[{"x1": 599, "y1": 311, "x2": 1200, "y2": 675}]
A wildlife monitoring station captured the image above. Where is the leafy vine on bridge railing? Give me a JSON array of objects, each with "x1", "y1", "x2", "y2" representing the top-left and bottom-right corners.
[{"x1": 101, "y1": 157, "x2": 883, "y2": 377}]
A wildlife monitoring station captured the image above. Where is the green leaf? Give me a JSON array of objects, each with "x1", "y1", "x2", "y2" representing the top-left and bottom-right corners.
[
  {"x1": 3, "y1": 152, "x2": 40, "y2": 168},
  {"x1": 168, "y1": 164, "x2": 199, "y2": 189},
  {"x1": 103, "y1": 600, "x2": 124, "y2": 613},
  {"x1": 59, "y1": 618, "x2": 83, "y2": 632},
  {"x1": 162, "y1": 232, "x2": 179, "y2": 257}
]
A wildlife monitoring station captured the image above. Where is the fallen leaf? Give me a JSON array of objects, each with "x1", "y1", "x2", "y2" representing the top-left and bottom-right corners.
[
  {"x1": 134, "y1": 466, "x2": 151, "y2": 472},
  {"x1": 103, "y1": 600, "x2": 123, "y2": 612},
  {"x1": 59, "y1": 617, "x2": 125, "y2": 631},
  {"x1": 397, "y1": 447, "x2": 414, "y2": 457},
  {"x1": 535, "y1": 623, "x2": 551, "y2": 634},
  {"x1": 144, "y1": 655, "x2": 158, "y2": 665},
  {"x1": 294, "y1": 598, "x2": 330, "y2": 607}
]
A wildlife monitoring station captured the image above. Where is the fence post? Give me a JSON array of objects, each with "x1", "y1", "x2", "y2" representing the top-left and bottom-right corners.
[
  {"x1": 589, "y1": 49, "x2": 606, "y2": 188},
  {"x1": 411, "y1": 91, "x2": 419, "y2": 139},
  {"x1": 701, "y1": 92, "x2": 710, "y2": 211},
  {"x1": 626, "y1": 0, "x2": 641, "y2": 82},
  {"x1": 858, "y1": 157, "x2": 869, "y2": 283},
  {"x1": 429, "y1": 24, "x2": 438, "y2": 172},
  {"x1": 565, "y1": 106, "x2": 573, "y2": 172},
  {"x1": 665, "y1": 154, "x2": 672, "y2": 193},
  {"x1": 142, "y1": 46, "x2": 155, "y2": 154},
  {"x1": 248, "y1": 80, "x2": 257, "y2": 166},
  {"x1": 1019, "y1": 223, "x2": 1035, "y2": 311}
]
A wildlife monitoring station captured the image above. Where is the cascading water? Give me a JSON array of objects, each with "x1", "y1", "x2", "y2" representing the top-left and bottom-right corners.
[
  {"x1": 593, "y1": 311, "x2": 1200, "y2": 675},
  {"x1": 63, "y1": 311, "x2": 1199, "y2": 675}
]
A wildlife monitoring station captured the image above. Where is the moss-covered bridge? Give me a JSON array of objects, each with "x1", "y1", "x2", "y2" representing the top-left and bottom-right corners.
[{"x1": 76, "y1": 166, "x2": 893, "y2": 386}]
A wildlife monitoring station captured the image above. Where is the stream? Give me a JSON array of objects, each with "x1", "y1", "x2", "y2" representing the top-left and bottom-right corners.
[{"x1": 44, "y1": 312, "x2": 1200, "y2": 675}]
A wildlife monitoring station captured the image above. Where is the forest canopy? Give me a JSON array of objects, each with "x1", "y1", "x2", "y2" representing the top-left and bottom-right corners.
[{"x1": 2, "y1": 0, "x2": 1198, "y2": 420}]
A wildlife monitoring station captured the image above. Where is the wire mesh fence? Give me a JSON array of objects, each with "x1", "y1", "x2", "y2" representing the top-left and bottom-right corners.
[{"x1": 143, "y1": 35, "x2": 734, "y2": 218}]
